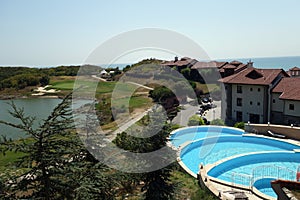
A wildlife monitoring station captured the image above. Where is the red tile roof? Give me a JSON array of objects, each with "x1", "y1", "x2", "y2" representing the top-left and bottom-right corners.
[
  {"x1": 222, "y1": 64, "x2": 237, "y2": 69},
  {"x1": 272, "y1": 77, "x2": 300, "y2": 101},
  {"x1": 230, "y1": 60, "x2": 243, "y2": 66},
  {"x1": 289, "y1": 66, "x2": 300, "y2": 71},
  {"x1": 235, "y1": 64, "x2": 247, "y2": 71},
  {"x1": 219, "y1": 67, "x2": 288, "y2": 85},
  {"x1": 219, "y1": 62, "x2": 247, "y2": 73},
  {"x1": 161, "y1": 57, "x2": 197, "y2": 67},
  {"x1": 191, "y1": 61, "x2": 227, "y2": 69}
]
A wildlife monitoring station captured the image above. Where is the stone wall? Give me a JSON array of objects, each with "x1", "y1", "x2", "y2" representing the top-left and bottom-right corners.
[{"x1": 245, "y1": 123, "x2": 300, "y2": 141}]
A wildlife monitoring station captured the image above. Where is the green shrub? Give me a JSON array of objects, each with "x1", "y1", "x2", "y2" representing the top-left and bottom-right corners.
[
  {"x1": 234, "y1": 122, "x2": 245, "y2": 129},
  {"x1": 188, "y1": 115, "x2": 205, "y2": 126},
  {"x1": 210, "y1": 118, "x2": 225, "y2": 126}
]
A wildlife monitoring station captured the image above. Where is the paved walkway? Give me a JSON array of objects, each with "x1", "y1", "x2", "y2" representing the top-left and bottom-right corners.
[
  {"x1": 172, "y1": 104, "x2": 199, "y2": 126},
  {"x1": 172, "y1": 101, "x2": 222, "y2": 126},
  {"x1": 108, "y1": 108, "x2": 152, "y2": 141}
]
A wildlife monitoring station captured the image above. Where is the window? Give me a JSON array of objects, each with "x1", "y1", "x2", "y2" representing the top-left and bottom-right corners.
[
  {"x1": 237, "y1": 85, "x2": 242, "y2": 93},
  {"x1": 237, "y1": 98, "x2": 242, "y2": 106},
  {"x1": 250, "y1": 88, "x2": 253, "y2": 91},
  {"x1": 236, "y1": 111, "x2": 243, "y2": 122},
  {"x1": 250, "y1": 101, "x2": 253, "y2": 105},
  {"x1": 258, "y1": 88, "x2": 261, "y2": 92},
  {"x1": 273, "y1": 99, "x2": 275, "y2": 103},
  {"x1": 257, "y1": 102, "x2": 260, "y2": 106},
  {"x1": 289, "y1": 104, "x2": 295, "y2": 110}
]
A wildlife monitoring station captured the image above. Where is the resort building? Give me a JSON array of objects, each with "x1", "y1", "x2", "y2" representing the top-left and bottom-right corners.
[
  {"x1": 271, "y1": 77, "x2": 300, "y2": 125},
  {"x1": 162, "y1": 57, "x2": 254, "y2": 86},
  {"x1": 219, "y1": 67, "x2": 289, "y2": 124},
  {"x1": 288, "y1": 66, "x2": 300, "y2": 77},
  {"x1": 161, "y1": 56, "x2": 198, "y2": 72},
  {"x1": 163, "y1": 56, "x2": 300, "y2": 126},
  {"x1": 162, "y1": 57, "x2": 251, "y2": 78}
]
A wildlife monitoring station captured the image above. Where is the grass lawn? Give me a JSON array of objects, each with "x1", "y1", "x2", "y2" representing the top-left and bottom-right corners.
[
  {"x1": 0, "y1": 149, "x2": 27, "y2": 179},
  {"x1": 0, "y1": 150, "x2": 25, "y2": 168},
  {"x1": 50, "y1": 77, "x2": 143, "y2": 95},
  {"x1": 113, "y1": 96, "x2": 152, "y2": 111},
  {"x1": 171, "y1": 169, "x2": 218, "y2": 200}
]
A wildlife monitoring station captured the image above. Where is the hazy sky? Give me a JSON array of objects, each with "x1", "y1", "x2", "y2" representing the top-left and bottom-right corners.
[{"x1": 1, "y1": 0, "x2": 300, "y2": 66}]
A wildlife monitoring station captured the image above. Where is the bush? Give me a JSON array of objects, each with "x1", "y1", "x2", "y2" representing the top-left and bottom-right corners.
[
  {"x1": 210, "y1": 118, "x2": 225, "y2": 126},
  {"x1": 234, "y1": 122, "x2": 245, "y2": 129},
  {"x1": 188, "y1": 115, "x2": 205, "y2": 126}
]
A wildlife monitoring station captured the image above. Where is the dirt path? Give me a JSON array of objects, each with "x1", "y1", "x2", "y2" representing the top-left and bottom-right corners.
[
  {"x1": 91, "y1": 75, "x2": 107, "y2": 82},
  {"x1": 126, "y1": 82, "x2": 154, "y2": 90}
]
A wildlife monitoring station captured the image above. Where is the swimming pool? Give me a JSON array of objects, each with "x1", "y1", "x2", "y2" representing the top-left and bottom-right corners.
[{"x1": 170, "y1": 126, "x2": 300, "y2": 199}]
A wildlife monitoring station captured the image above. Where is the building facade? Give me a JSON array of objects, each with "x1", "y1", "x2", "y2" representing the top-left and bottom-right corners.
[
  {"x1": 220, "y1": 67, "x2": 289, "y2": 125},
  {"x1": 271, "y1": 77, "x2": 300, "y2": 125}
]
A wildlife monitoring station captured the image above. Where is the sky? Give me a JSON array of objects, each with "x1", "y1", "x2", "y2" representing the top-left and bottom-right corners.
[{"x1": 1, "y1": 0, "x2": 300, "y2": 67}]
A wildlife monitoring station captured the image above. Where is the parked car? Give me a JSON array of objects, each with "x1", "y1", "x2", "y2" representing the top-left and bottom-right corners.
[
  {"x1": 202, "y1": 97, "x2": 209, "y2": 103},
  {"x1": 196, "y1": 110, "x2": 202, "y2": 115},
  {"x1": 211, "y1": 104, "x2": 217, "y2": 108}
]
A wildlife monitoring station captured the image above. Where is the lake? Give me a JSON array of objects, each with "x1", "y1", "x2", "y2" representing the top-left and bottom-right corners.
[
  {"x1": 0, "y1": 98, "x2": 62, "y2": 139},
  {"x1": 0, "y1": 98, "x2": 90, "y2": 139}
]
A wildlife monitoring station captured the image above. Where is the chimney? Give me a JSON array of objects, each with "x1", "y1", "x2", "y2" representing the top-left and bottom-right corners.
[
  {"x1": 247, "y1": 59, "x2": 254, "y2": 68},
  {"x1": 174, "y1": 56, "x2": 178, "y2": 62}
]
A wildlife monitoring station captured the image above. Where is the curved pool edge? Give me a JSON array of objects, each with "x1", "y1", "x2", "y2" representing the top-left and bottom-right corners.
[
  {"x1": 252, "y1": 178, "x2": 277, "y2": 200},
  {"x1": 207, "y1": 151, "x2": 299, "y2": 178},
  {"x1": 178, "y1": 158, "x2": 198, "y2": 178},
  {"x1": 205, "y1": 150, "x2": 296, "y2": 174},
  {"x1": 169, "y1": 125, "x2": 244, "y2": 135},
  {"x1": 176, "y1": 140, "x2": 201, "y2": 178},
  {"x1": 169, "y1": 125, "x2": 245, "y2": 149}
]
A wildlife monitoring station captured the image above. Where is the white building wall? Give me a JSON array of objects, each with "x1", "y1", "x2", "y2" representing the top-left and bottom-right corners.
[
  {"x1": 271, "y1": 93, "x2": 284, "y2": 112},
  {"x1": 231, "y1": 84, "x2": 265, "y2": 123},
  {"x1": 284, "y1": 100, "x2": 300, "y2": 116}
]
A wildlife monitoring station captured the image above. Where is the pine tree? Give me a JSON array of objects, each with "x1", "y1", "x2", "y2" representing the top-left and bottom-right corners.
[
  {"x1": 0, "y1": 94, "x2": 79, "y2": 199},
  {"x1": 0, "y1": 94, "x2": 117, "y2": 199},
  {"x1": 114, "y1": 108, "x2": 177, "y2": 200}
]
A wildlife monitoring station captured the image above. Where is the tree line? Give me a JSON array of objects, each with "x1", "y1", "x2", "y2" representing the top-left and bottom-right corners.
[
  {"x1": 0, "y1": 65, "x2": 105, "y2": 90},
  {"x1": 0, "y1": 66, "x2": 80, "y2": 90}
]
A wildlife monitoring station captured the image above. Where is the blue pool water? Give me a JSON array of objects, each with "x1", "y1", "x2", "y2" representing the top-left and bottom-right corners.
[
  {"x1": 253, "y1": 178, "x2": 277, "y2": 198},
  {"x1": 171, "y1": 126, "x2": 300, "y2": 199},
  {"x1": 180, "y1": 135, "x2": 299, "y2": 175},
  {"x1": 169, "y1": 126, "x2": 243, "y2": 148},
  {"x1": 208, "y1": 152, "x2": 300, "y2": 198},
  {"x1": 208, "y1": 152, "x2": 300, "y2": 182}
]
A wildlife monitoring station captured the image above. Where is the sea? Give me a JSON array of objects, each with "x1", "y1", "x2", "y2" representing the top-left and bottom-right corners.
[
  {"x1": 1, "y1": 56, "x2": 299, "y2": 71},
  {"x1": 217, "y1": 56, "x2": 300, "y2": 71},
  {"x1": 105, "y1": 56, "x2": 300, "y2": 72}
]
